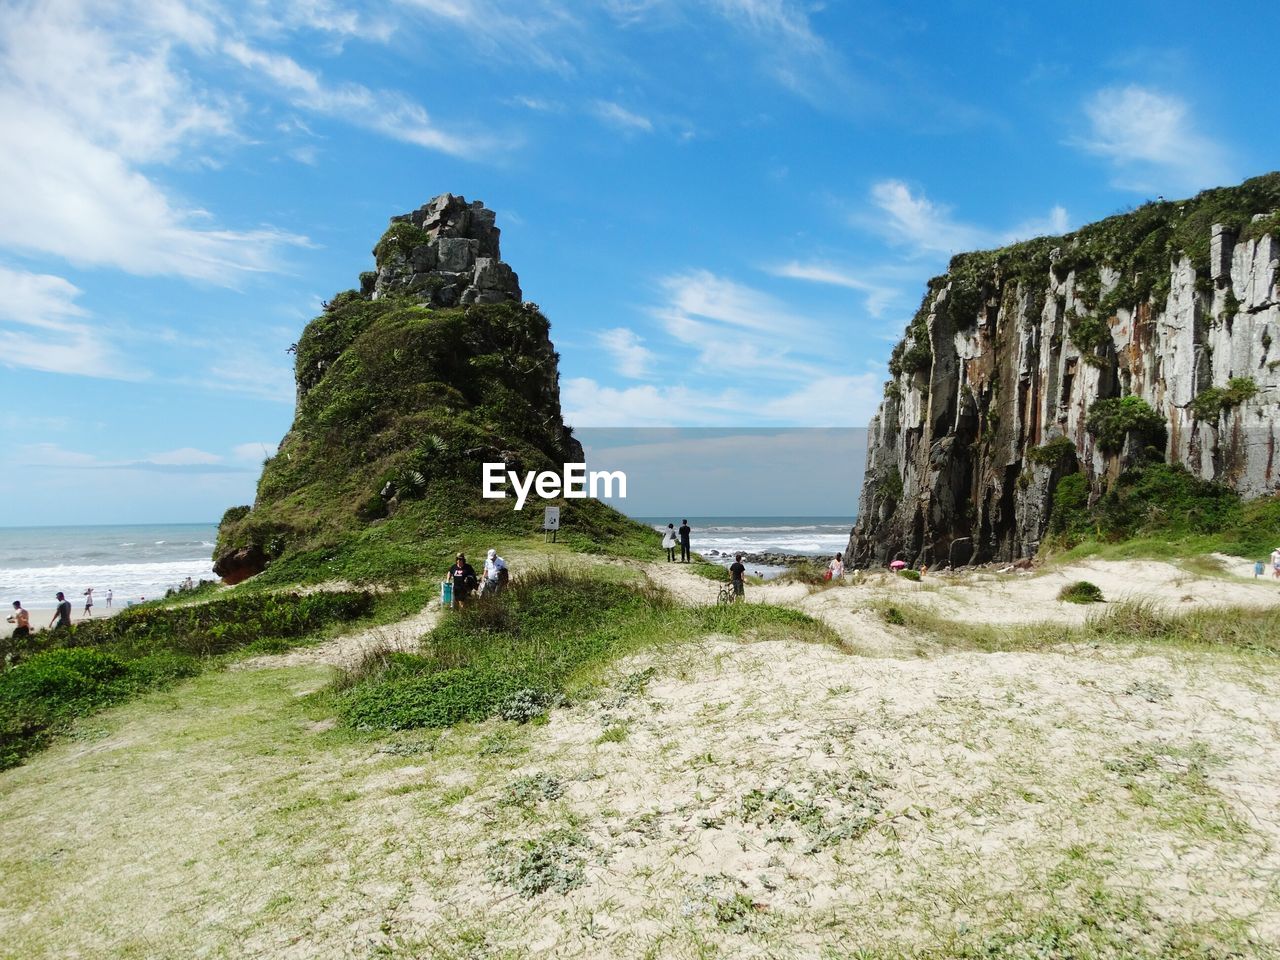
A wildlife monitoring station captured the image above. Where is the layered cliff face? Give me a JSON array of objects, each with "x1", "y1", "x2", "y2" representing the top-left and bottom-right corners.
[
  {"x1": 850, "y1": 173, "x2": 1280, "y2": 567},
  {"x1": 213, "y1": 195, "x2": 586, "y2": 583}
]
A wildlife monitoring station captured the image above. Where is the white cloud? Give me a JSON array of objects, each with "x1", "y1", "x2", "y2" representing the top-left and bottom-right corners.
[
  {"x1": 768, "y1": 261, "x2": 901, "y2": 318},
  {"x1": 598, "y1": 327, "x2": 656, "y2": 378},
  {"x1": 1073, "y1": 85, "x2": 1232, "y2": 193},
  {"x1": 0, "y1": 1, "x2": 309, "y2": 284},
  {"x1": 866, "y1": 180, "x2": 1070, "y2": 257},
  {"x1": 224, "y1": 40, "x2": 479, "y2": 156},
  {"x1": 868, "y1": 180, "x2": 989, "y2": 256},
  {"x1": 147, "y1": 447, "x2": 223, "y2": 465},
  {"x1": 562, "y1": 374, "x2": 880, "y2": 427},
  {"x1": 592, "y1": 100, "x2": 654, "y2": 133},
  {"x1": 707, "y1": 0, "x2": 849, "y2": 100},
  {"x1": 0, "y1": 266, "x2": 140, "y2": 379}
]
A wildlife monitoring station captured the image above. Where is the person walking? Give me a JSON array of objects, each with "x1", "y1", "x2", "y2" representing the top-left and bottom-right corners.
[
  {"x1": 481, "y1": 549, "x2": 508, "y2": 596},
  {"x1": 678, "y1": 519, "x2": 692, "y2": 563},
  {"x1": 7, "y1": 601, "x2": 30, "y2": 639},
  {"x1": 83, "y1": 587, "x2": 94, "y2": 618},
  {"x1": 1272, "y1": 547, "x2": 1280, "y2": 580},
  {"x1": 661, "y1": 523, "x2": 677, "y2": 562},
  {"x1": 448, "y1": 553, "x2": 478, "y2": 609},
  {"x1": 49, "y1": 592, "x2": 72, "y2": 631},
  {"x1": 829, "y1": 552, "x2": 845, "y2": 579},
  {"x1": 729, "y1": 553, "x2": 746, "y2": 601}
]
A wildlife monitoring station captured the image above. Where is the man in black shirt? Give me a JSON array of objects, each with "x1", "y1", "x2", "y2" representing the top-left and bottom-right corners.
[
  {"x1": 49, "y1": 592, "x2": 72, "y2": 630},
  {"x1": 729, "y1": 553, "x2": 746, "y2": 601},
  {"x1": 678, "y1": 519, "x2": 691, "y2": 563}
]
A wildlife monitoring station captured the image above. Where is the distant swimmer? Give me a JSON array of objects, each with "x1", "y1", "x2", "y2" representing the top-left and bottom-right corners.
[
  {"x1": 50, "y1": 592, "x2": 72, "y2": 630},
  {"x1": 7, "y1": 601, "x2": 30, "y2": 639}
]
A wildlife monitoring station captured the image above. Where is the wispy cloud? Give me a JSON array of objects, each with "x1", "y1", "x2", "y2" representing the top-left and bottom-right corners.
[
  {"x1": 865, "y1": 180, "x2": 1070, "y2": 257},
  {"x1": 562, "y1": 372, "x2": 881, "y2": 427},
  {"x1": 598, "y1": 327, "x2": 656, "y2": 378},
  {"x1": 0, "y1": 266, "x2": 140, "y2": 379},
  {"x1": 0, "y1": 1, "x2": 309, "y2": 284},
  {"x1": 767, "y1": 261, "x2": 901, "y2": 318},
  {"x1": 707, "y1": 0, "x2": 850, "y2": 101},
  {"x1": 592, "y1": 100, "x2": 654, "y2": 133},
  {"x1": 14, "y1": 442, "x2": 253, "y2": 474},
  {"x1": 1071, "y1": 85, "x2": 1232, "y2": 193},
  {"x1": 224, "y1": 40, "x2": 482, "y2": 156}
]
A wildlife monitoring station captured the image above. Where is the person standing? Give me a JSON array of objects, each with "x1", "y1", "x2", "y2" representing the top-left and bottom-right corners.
[
  {"x1": 661, "y1": 523, "x2": 677, "y2": 562},
  {"x1": 829, "y1": 552, "x2": 845, "y2": 579},
  {"x1": 83, "y1": 587, "x2": 94, "y2": 618},
  {"x1": 7, "y1": 601, "x2": 30, "y2": 639},
  {"x1": 678, "y1": 519, "x2": 692, "y2": 564},
  {"x1": 729, "y1": 553, "x2": 746, "y2": 601},
  {"x1": 106, "y1": 588, "x2": 113, "y2": 609},
  {"x1": 448, "y1": 553, "x2": 478, "y2": 609},
  {"x1": 49, "y1": 592, "x2": 72, "y2": 630},
  {"x1": 1272, "y1": 547, "x2": 1280, "y2": 580},
  {"x1": 481, "y1": 549, "x2": 508, "y2": 596}
]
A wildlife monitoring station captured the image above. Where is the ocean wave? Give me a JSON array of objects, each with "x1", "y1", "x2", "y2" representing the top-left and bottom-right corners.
[{"x1": 0, "y1": 559, "x2": 217, "y2": 600}]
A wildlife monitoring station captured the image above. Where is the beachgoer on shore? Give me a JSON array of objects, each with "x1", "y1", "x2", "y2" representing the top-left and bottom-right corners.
[
  {"x1": 106, "y1": 588, "x2": 113, "y2": 608},
  {"x1": 83, "y1": 587, "x2": 94, "y2": 617},
  {"x1": 729, "y1": 553, "x2": 746, "y2": 600},
  {"x1": 50, "y1": 592, "x2": 72, "y2": 630},
  {"x1": 1272, "y1": 547, "x2": 1280, "y2": 579},
  {"x1": 661, "y1": 523, "x2": 677, "y2": 562},
  {"x1": 481, "y1": 549, "x2": 508, "y2": 596},
  {"x1": 828, "y1": 552, "x2": 845, "y2": 580},
  {"x1": 1256, "y1": 560, "x2": 1265, "y2": 578},
  {"x1": 7, "y1": 601, "x2": 30, "y2": 639},
  {"x1": 448, "y1": 553, "x2": 478, "y2": 609},
  {"x1": 679, "y1": 519, "x2": 691, "y2": 563}
]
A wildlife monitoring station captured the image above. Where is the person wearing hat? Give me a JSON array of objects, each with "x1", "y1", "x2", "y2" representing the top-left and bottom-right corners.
[
  {"x1": 481, "y1": 548, "x2": 508, "y2": 596},
  {"x1": 447, "y1": 553, "x2": 478, "y2": 608}
]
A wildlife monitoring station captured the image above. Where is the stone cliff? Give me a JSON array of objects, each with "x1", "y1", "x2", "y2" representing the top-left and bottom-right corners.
[
  {"x1": 213, "y1": 195, "x2": 584, "y2": 583},
  {"x1": 849, "y1": 173, "x2": 1280, "y2": 567}
]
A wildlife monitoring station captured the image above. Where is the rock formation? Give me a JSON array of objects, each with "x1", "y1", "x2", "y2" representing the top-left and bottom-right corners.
[
  {"x1": 214, "y1": 195, "x2": 580, "y2": 583},
  {"x1": 849, "y1": 173, "x2": 1280, "y2": 567},
  {"x1": 363, "y1": 193, "x2": 522, "y2": 307}
]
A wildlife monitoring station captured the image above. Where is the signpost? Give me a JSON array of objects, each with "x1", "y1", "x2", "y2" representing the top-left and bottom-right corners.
[{"x1": 543, "y1": 506, "x2": 560, "y2": 542}]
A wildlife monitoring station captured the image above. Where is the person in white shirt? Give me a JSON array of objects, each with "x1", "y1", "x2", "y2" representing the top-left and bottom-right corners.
[
  {"x1": 1271, "y1": 547, "x2": 1280, "y2": 579},
  {"x1": 482, "y1": 549, "x2": 509, "y2": 596},
  {"x1": 829, "y1": 552, "x2": 845, "y2": 579}
]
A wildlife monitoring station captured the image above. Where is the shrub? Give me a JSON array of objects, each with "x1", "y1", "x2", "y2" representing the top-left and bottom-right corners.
[
  {"x1": 1026, "y1": 435, "x2": 1077, "y2": 468},
  {"x1": 1096, "y1": 463, "x2": 1241, "y2": 539},
  {"x1": 1048, "y1": 473, "x2": 1091, "y2": 542},
  {"x1": 1059, "y1": 581, "x2": 1104, "y2": 604},
  {"x1": 898, "y1": 569, "x2": 921, "y2": 582},
  {"x1": 1086, "y1": 396, "x2": 1167, "y2": 455},
  {"x1": 1068, "y1": 311, "x2": 1110, "y2": 358},
  {"x1": 1188, "y1": 377, "x2": 1258, "y2": 421}
]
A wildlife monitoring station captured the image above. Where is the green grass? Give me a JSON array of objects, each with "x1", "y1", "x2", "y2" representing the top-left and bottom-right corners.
[
  {"x1": 333, "y1": 566, "x2": 837, "y2": 733},
  {"x1": 873, "y1": 597, "x2": 1280, "y2": 657},
  {"x1": 0, "y1": 588, "x2": 390, "y2": 769}
]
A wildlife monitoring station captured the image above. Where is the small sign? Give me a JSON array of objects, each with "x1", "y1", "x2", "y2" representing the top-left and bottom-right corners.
[{"x1": 543, "y1": 506, "x2": 560, "y2": 530}]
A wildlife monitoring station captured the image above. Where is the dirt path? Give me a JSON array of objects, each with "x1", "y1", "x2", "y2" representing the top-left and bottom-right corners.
[{"x1": 232, "y1": 603, "x2": 442, "y2": 671}]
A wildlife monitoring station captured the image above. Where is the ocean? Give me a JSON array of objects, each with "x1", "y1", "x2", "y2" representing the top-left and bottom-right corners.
[
  {"x1": 636, "y1": 516, "x2": 853, "y2": 562},
  {"x1": 0, "y1": 523, "x2": 219, "y2": 605}
]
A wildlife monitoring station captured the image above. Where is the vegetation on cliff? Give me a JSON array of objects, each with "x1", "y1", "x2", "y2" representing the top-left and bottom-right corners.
[{"x1": 214, "y1": 204, "x2": 657, "y2": 585}]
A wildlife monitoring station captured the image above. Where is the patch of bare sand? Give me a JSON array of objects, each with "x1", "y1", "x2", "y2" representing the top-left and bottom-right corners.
[{"x1": 232, "y1": 603, "x2": 441, "y2": 670}]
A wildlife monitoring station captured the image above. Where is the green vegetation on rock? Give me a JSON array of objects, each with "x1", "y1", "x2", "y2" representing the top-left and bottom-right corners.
[
  {"x1": 1188, "y1": 377, "x2": 1258, "y2": 421},
  {"x1": 1085, "y1": 396, "x2": 1167, "y2": 454}
]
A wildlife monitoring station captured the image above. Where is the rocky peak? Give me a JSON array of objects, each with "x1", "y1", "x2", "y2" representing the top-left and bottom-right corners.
[{"x1": 362, "y1": 193, "x2": 522, "y2": 307}]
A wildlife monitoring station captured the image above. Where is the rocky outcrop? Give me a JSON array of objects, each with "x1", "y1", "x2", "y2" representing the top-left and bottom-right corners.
[
  {"x1": 213, "y1": 194, "x2": 581, "y2": 582},
  {"x1": 850, "y1": 173, "x2": 1280, "y2": 567},
  {"x1": 365, "y1": 194, "x2": 522, "y2": 307}
]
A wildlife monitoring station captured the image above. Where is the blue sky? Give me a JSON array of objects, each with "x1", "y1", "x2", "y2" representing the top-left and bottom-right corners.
[{"x1": 0, "y1": 0, "x2": 1275, "y2": 525}]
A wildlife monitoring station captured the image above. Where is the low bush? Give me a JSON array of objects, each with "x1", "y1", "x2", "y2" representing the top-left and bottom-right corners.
[
  {"x1": 1086, "y1": 396, "x2": 1167, "y2": 455},
  {"x1": 1059, "y1": 580, "x2": 1104, "y2": 604},
  {"x1": 898, "y1": 569, "x2": 922, "y2": 582},
  {"x1": 336, "y1": 566, "x2": 836, "y2": 732}
]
